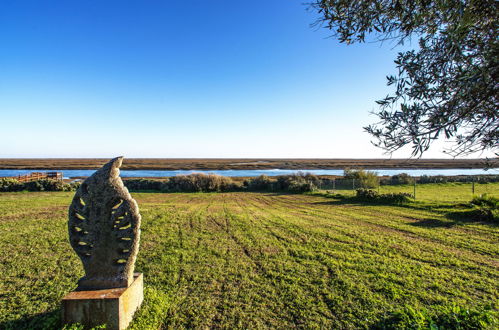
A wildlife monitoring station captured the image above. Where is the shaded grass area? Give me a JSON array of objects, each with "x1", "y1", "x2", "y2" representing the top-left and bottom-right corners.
[{"x1": 0, "y1": 191, "x2": 497, "y2": 329}]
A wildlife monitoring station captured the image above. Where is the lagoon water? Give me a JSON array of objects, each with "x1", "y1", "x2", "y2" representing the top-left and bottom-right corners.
[{"x1": 1, "y1": 168, "x2": 498, "y2": 179}]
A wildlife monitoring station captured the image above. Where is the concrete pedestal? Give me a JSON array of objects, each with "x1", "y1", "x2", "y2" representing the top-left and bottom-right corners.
[{"x1": 62, "y1": 273, "x2": 143, "y2": 330}]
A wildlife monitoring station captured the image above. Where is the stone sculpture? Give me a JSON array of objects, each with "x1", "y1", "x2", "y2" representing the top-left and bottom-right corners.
[{"x1": 68, "y1": 156, "x2": 141, "y2": 290}]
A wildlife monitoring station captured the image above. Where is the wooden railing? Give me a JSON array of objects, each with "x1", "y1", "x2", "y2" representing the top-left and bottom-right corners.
[{"x1": 16, "y1": 172, "x2": 63, "y2": 182}]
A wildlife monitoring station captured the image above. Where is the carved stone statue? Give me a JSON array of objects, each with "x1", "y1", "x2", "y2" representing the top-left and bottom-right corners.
[{"x1": 68, "y1": 157, "x2": 141, "y2": 290}]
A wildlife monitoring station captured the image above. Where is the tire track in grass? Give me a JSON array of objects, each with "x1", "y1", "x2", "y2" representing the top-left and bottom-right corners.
[
  {"x1": 218, "y1": 193, "x2": 318, "y2": 327},
  {"x1": 237, "y1": 194, "x2": 343, "y2": 326},
  {"x1": 250, "y1": 194, "x2": 498, "y2": 307},
  {"x1": 201, "y1": 194, "x2": 269, "y2": 328},
  {"x1": 166, "y1": 196, "x2": 231, "y2": 329},
  {"x1": 244, "y1": 197, "x2": 340, "y2": 324}
]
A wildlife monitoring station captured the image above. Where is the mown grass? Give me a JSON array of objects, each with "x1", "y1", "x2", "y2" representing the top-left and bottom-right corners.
[
  {"x1": 0, "y1": 187, "x2": 498, "y2": 329},
  {"x1": 329, "y1": 182, "x2": 499, "y2": 202}
]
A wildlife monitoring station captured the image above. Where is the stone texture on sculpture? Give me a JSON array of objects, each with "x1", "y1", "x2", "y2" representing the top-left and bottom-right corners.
[{"x1": 68, "y1": 156, "x2": 141, "y2": 290}]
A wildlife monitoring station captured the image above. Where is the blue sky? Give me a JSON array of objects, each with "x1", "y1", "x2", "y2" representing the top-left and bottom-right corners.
[{"x1": 0, "y1": 0, "x2": 461, "y2": 158}]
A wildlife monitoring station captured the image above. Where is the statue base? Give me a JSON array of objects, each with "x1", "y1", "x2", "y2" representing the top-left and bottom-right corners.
[{"x1": 62, "y1": 273, "x2": 143, "y2": 330}]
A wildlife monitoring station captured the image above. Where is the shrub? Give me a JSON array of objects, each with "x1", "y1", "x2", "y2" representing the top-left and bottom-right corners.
[
  {"x1": 275, "y1": 172, "x2": 319, "y2": 192},
  {"x1": 70, "y1": 181, "x2": 81, "y2": 191},
  {"x1": 344, "y1": 169, "x2": 379, "y2": 189},
  {"x1": 0, "y1": 178, "x2": 23, "y2": 192},
  {"x1": 418, "y1": 175, "x2": 499, "y2": 184},
  {"x1": 164, "y1": 174, "x2": 237, "y2": 193},
  {"x1": 356, "y1": 189, "x2": 413, "y2": 204},
  {"x1": 124, "y1": 179, "x2": 165, "y2": 191},
  {"x1": 470, "y1": 194, "x2": 498, "y2": 222},
  {"x1": 24, "y1": 179, "x2": 73, "y2": 191},
  {"x1": 389, "y1": 173, "x2": 414, "y2": 185},
  {"x1": 0, "y1": 178, "x2": 76, "y2": 192},
  {"x1": 246, "y1": 175, "x2": 274, "y2": 191}
]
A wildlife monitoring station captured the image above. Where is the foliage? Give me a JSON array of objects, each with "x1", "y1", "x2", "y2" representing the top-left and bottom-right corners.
[
  {"x1": 389, "y1": 173, "x2": 414, "y2": 185},
  {"x1": 124, "y1": 179, "x2": 165, "y2": 191},
  {"x1": 123, "y1": 173, "x2": 319, "y2": 193},
  {"x1": 275, "y1": 172, "x2": 319, "y2": 192},
  {"x1": 418, "y1": 175, "x2": 499, "y2": 184},
  {"x1": 378, "y1": 174, "x2": 499, "y2": 185},
  {"x1": 470, "y1": 194, "x2": 498, "y2": 222},
  {"x1": 0, "y1": 178, "x2": 78, "y2": 192},
  {"x1": 245, "y1": 174, "x2": 274, "y2": 191},
  {"x1": 356, "y1": 188, "x2": 413, "y2": 203},
  {"x1": 344, "y1": 169, "x2": 379, "y2": 188},
  {"x1": 124, "y1": 174, "x2": 237, "y2": 193},
  {"x1": 166, "y1": 173, "x2": 236, "y2": 192},
  {"x1": 375, "y1": 304, "x2": 498, "y2": 329},
  {"x1": 0, "y1": 178, "x2": 23, "y2": 192},
  {"x1": 311, "y1": 0, "x2": 499, "y2": 156}
]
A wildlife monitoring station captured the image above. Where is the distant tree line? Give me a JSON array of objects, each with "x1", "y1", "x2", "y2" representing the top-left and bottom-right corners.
[{"x1": 124, "y1": 172, "x2": 320, "y2": 193}]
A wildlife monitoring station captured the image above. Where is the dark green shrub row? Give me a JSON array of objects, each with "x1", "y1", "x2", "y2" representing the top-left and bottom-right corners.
[
  {"x1": 0, "y1": 178, "x2": 80, "y2": 192},
  {"x1": 419, "y1": 174, "x2": 499, "y2": 184},
  {"x1": 356, "y1": 189, "x2": 413, "y2": 203},
  {"x1": 244, "y1": 173, "x2": 319, "y2": 192},
  {"x1": 0, "y1": 174, "x2": 319, "y2": 194},
  {"x1": 375, "y1": 304, "x2": 498, "y2": 329},
  {"x1": 123, "y1": 173, "x2": 319, "y2": 193},
  {"x1": 470, "y1": 194, "x2": 498, "y2": 223},
  {"x1": 125, "y1": 174, "x2": 237, "y2": 193}
]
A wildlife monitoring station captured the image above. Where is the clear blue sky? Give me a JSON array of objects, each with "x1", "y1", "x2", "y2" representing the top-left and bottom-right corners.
[{"x1": 0, "y1": 0, "x2": 461, "y2": 158}]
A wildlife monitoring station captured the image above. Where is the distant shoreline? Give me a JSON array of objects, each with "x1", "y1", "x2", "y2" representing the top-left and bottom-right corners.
[{"x1": 0, "y1": 158, "x2": 497, "y2": 170}]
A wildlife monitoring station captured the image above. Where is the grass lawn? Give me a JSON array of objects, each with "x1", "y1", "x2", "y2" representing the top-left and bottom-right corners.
[
  {"x1": 327, "y1": 182, "x2": 499, "y2": 202},
  {"x1": 0, "y1": 187, "x2": 498, "y2": 329}
]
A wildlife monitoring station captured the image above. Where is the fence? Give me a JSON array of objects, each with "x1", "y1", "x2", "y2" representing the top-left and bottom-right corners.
[
  {"x1": 15, "y1": 172, "x2": 63, "y2": 183},
  {"x1": 317, "y1": 177, "x2": 499, "y2": 202}
]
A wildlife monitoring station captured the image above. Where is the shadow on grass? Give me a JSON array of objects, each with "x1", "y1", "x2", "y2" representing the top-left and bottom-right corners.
[
  {"x1": 0, "y1": 309, "x2": 61, "y2": 330},
  {"x1": 312, "y1": 193, "x2": 498, "y2": 227},
  {"x1": 408, "y1": 218, "x2": 455, "y2": 228},
  {"x1": 311, "y1": 194, "x2": 409, "y2": 207}
]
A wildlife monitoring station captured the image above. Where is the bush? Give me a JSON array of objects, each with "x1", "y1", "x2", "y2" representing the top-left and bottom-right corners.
[
  {"x1": 389, "y1": 173, "x2": 414, "y2": 185},
  {"x1": 418, "y1": 175, "x2": 499, "y2": 184},
  {"x1": 124, "y1": 179, "x2": 165, "y2": 191},
  {"x1": 165, "y1": 173, "x2": 236, "y2": 192},
  {"x1": 25, "y1": 179, "x2": 74, "y2": 191},
  {"x1": 470, "y1": 194, "x2": 498, "y2": 222},
  {"x1": 344, "y1": 169, "x2": 379, "y2": 188},
  {"x1": 375, "y1": 304, "x2": 498, "y2": 329},
  {"x1": 246, "y1": 175, "x2": 274, "y2": 191},
  {"x1": 0, "y1": 178, "x2": 23, "y2": 192},
  {"x1": 356, "y1": 189, "x2": 413, "y2": 204},
  {"x1": 0, "y1": 178, "x2": 76, "y2": 192},
  {"x1": 275, "y1": 172, "x2": 319, "y2": 193}
]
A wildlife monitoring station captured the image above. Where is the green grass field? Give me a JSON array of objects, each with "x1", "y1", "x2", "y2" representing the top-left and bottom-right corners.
[
  {"x1": 326, "y1": 182, "x2": 499, "y2": 202},
  {"x1": 0, "y1": 185, "x2": 498, "y2": 329}
]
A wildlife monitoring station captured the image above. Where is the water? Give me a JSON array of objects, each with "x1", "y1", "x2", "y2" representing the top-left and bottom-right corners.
[{"x1": 1, "y1": 168, "x2": 498, "y2": 179}]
